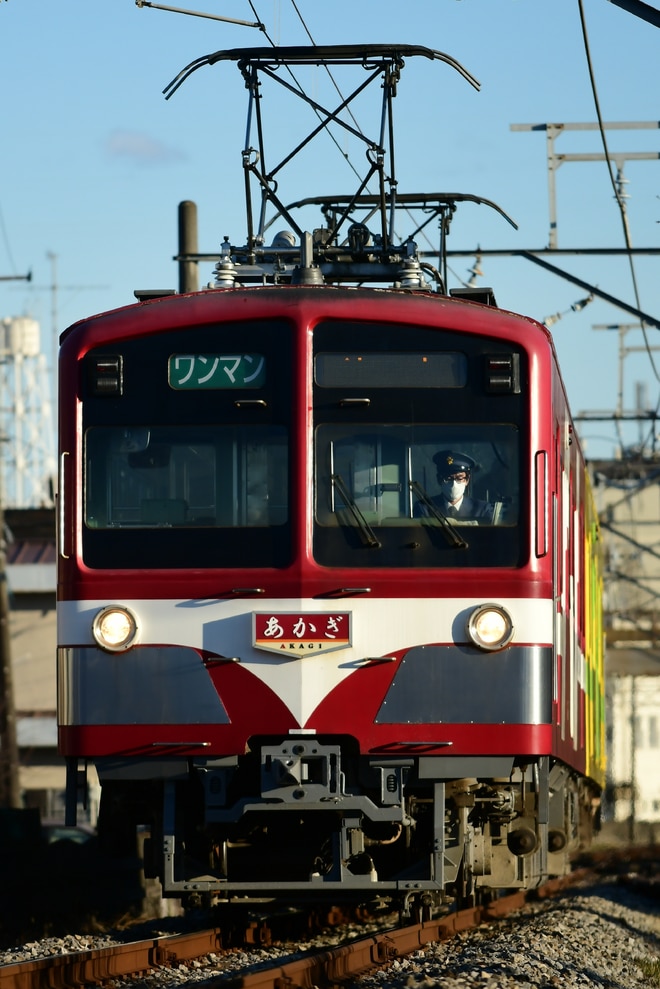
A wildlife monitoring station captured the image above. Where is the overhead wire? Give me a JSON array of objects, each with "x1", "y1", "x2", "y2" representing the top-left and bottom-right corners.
[
  {"x1": 578, "y1": 0, "x2": 660, "y2": 400},
  {"x1": 289, "y1": 0, "x2": 367, "y2": 168},
  {"x1": 250, "y1": 0, "x2": 445, "y2": 261},
  {"x1": 291, "y1": 0, "x2": 469, "y2": 262},
  {"x1": 255, "y1": 2, "x2": 656, "y2": 316},
  {"x1": 245, "y1": 0, "x2": 367, "y2": 186}
]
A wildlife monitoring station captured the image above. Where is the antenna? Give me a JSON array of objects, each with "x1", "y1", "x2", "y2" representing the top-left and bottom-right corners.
[{"x1": 26, "y1": 252, "x2": 108, "y2": 373}]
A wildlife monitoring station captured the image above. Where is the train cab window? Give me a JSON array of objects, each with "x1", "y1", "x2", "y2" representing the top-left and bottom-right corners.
[
  {"x1": 85, "y1": 425, "x2": 288, "y2": 528},
  {"x1": 83, "y1": 424, "x2": 289, "y2": 568},
  {"x1": 314, "y1": 424, "x2": 520, "y2": 568}
]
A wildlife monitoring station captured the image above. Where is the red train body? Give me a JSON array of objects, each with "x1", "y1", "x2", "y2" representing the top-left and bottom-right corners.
[{"x1": 56, "y1": 45, "x2": 604, "y2": 913}]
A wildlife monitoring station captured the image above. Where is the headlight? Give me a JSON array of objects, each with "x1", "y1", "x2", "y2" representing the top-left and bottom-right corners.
[
  {"x1": 467, "y1": 604, "x2": 514, "y2": 651},
  {"x1": 92, "y1": 606, "x2": 139, "y2": 652}
]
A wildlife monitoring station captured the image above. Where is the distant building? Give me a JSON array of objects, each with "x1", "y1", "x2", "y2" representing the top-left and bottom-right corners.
[
  {"x1": 607, "y1": 672, "x2": 660, "y2": 829},
  {"x1": 5, "y1": 508, "x2": 98, "y2": 823},
  {"x1": 593, "y1": 456, "x2": 660, "y2": 835}
]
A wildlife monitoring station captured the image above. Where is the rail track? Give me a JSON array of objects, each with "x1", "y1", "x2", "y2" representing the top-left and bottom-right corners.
[
  {"x1": 2, "y1": 846, "x2": 658, "y2": 989},
  {"x1": 0, "y1": 872, "x2": 594, "y2": 989}
]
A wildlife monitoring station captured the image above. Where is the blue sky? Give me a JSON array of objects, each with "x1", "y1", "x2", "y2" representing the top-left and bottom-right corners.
[{"x1": 2, "y1": 0, "x2": 660, "y2": 461}]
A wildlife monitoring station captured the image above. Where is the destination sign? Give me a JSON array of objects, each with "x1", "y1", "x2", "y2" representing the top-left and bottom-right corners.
[
  {"x1": 315, "y1": 352, "x2": 467, "y2": 388},
  {"x1": 169, "y1": 353, "x2": 266, "y2": 389}
]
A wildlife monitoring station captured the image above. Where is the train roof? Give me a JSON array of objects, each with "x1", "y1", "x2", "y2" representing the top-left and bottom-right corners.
[{"x1": 59, "y1": 281, "x2": 549, "y2": 348}]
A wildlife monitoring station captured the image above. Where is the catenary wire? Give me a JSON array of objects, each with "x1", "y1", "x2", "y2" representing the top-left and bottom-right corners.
[
  {"x1": 246, "y1": 0, "x2": 368, "y2": 186},
  {"x1": 253, "y1": 0, "x2": 447, "y2": 258},
  {"x1": 578, "y1": 0, "x2": 660, "y2": 392}
]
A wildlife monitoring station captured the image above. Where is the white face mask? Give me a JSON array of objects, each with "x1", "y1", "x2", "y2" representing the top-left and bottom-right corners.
[{"x1": 442, "y1": 479, "x2": 467, "y2": 502}]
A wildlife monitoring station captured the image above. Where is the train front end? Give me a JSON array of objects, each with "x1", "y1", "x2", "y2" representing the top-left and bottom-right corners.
[{"x1": 57, "y1": 285, "x2": 603, "y2": 911}]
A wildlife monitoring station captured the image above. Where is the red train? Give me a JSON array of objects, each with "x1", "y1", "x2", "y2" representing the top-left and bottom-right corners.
[{"x1": 57, "y1": 45, "x2": 604, "y2": 914}]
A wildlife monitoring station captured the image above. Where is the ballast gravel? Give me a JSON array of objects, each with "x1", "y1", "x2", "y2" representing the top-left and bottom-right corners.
[
  {"x1": 358, "y1": 882, "x2": 660, "y2": 989},
  {"x1": 1, "y1": 879, "x2": 658, "y2": 988}
]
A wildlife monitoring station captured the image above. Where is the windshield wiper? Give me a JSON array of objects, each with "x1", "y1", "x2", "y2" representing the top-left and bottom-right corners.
[
  {"x1": 331, "y1": 473, "x2": 381, "y2": 548},
  {"x1": 410, "y1": 480, "x2": 468, "y2": 549}
]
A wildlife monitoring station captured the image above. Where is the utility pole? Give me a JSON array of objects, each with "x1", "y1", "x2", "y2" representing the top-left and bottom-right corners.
[
  {"x1": 510, "y1": 121, "x2": 660, "y2": 249},
  {"x1": 629, "y1": 675, "x2": 637, "y2": 843},
  {"x1": 0, "y1": 272, "x2": 27, "y2": 808},
  {"x1": 28, "y1": 252, "x2": 108, "y2": 382},
  {"x1": 591, "y1": 323, "x2": 653, "y2": 419},
  {"x1": 0, "y1": 475, "x2": 21, "y2": 809}
]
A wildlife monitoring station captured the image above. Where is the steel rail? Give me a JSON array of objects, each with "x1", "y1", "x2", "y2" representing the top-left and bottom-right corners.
[
  {"x1": 0, "y1": 872, "x2": 593, "y2": 989},
  {"x1": 0, "y1": 929, "x2": 223, "y2": 989}
]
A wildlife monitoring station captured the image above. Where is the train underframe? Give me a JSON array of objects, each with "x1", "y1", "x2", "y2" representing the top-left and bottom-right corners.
[{"x1": 92, "y1": 739, "x2": 600, "y2": 914}]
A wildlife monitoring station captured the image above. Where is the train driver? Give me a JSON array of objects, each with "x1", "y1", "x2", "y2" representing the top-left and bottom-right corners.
[{"x1": 415, "y1": 450, "x2": 495, "y2": 522}]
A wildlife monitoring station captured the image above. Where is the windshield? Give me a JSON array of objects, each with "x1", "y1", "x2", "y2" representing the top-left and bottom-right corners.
[
  {"x1": 85, "y1": 425, "x2": 288, "y2": 529},
  {"x1": 83, "y1": 423, "x2": 289, "y2": 569},
  {"x1": 314, "y1": 423, "x2": 520, "y2": 567}
]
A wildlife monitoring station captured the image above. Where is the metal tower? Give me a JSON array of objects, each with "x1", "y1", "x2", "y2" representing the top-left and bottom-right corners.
[{"x1": 0, "y1": 316, "x2": 56, "y2": 508}]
